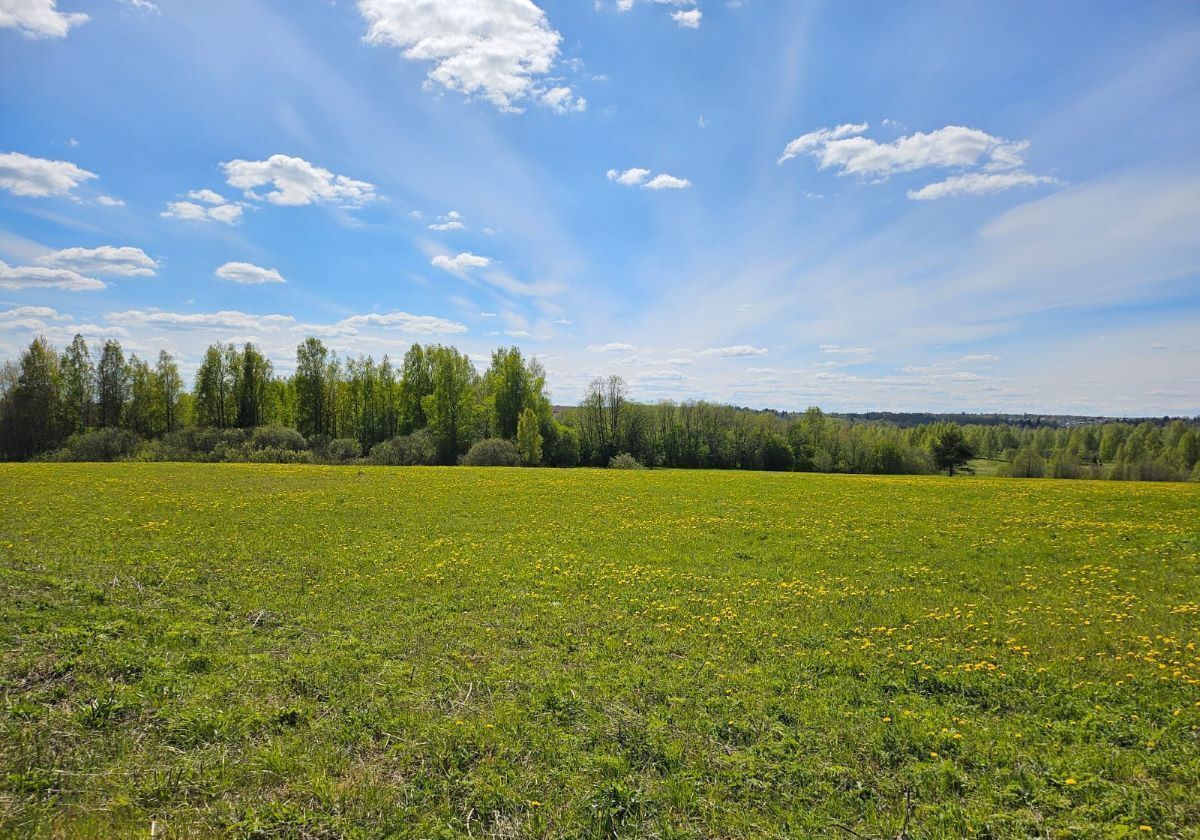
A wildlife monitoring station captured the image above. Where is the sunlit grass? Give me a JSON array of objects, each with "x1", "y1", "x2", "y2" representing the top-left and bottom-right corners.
[{"x1": 1, "y1": 464, "x2": 1198, "y2": 837}]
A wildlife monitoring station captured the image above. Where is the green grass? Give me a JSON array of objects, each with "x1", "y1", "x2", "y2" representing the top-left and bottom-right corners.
[{"x1": 1, "y1": 464, "x2": 1199, "y2": 838}]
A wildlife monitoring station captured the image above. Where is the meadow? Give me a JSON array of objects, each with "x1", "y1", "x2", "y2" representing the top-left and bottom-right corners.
[{"x1": 1, "y1": 464, "x2": 1198, "y2": 839}]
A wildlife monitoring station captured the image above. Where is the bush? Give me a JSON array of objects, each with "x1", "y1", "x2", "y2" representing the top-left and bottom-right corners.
[
  {"x1": 244, "y1": 447, "x2": 314, "y2": 464},
  {"x1": 369, "y1": 430, "x2": 438, "y2": 466},
  {"x1": 250, "y1": 426, "x2": 307, "y2": 452},
  {"x1": 324, "y1": 438, "x2": 361, "y2": 464},
  {"x1": 461, "y1": 438, "x2": 521, "y2": 467},
  {"x1": 608, "y1": 453, "x2": 644, "y2": 470},
  {"x1": 47, "y1": 428, "x2": 143, "y2": 462}
]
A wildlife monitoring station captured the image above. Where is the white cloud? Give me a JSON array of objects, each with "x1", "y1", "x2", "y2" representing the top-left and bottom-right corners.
[
  {"x1": 357, "y1": 0, "x2": 582, "y2": 114},
  {"x1": 777, "y1": 123, "x2": 870, "y2": 164},
  {"x1": 107, "y1": 309, "x2": 295, "y2": 331},
  {"x1": 608, "y1": 168, "x2": 691, "y2": 190},
  {"x1": 215, "y1": 262, "x2": 286, "y2": 285},
  {"x1": 221, "y1": 154, "x2": 377, "y2": 206},
  {"x1": 698, "y1": 345, "x2": 767, "y2": 357},
  {"x1": 96, "y1": 195, "x2": 125, "y2": 207},
  {"x1": 0, "y1": 0, "x2": 88, "y2": 38},
  {"x1": 644, "y1": 173, "x2": 691, "y2": 190},
  {"x1": 607, "y1": 167, "x2": 650, "y2": 186},
  {"x1": 588, "y1": 342, "x2": 636, "y2": 353},
  {"x1": 539, "y1": 85, "x2": 587, "y2": 114},
  {"x1": 0, "y1": 151, "x2": 97, "y2": 197},
  {"x1": 908, "y1": 171, "x2": 1060, "y2": 200},
  {"x1": 337, "y1": 311, "x2": 468, "y2": 334},
  {"x1": 671, "y1": 8, "x2": 701, "y2": 28},
  {"x1": 778, "y1": 123, "x2": 1058, "y2": 200},
  {"x1": 188, "y1": 188, "x2": 227, "y2": 204},
  {"x1": 428, "y1": 210, "x2": 465, "y2": 231},
  {"x1": 36, "y1": 245, "x2": 157, "y2": 276},
  {"x1": 431, "y1": 252, "x2": 492, "y2": 272},
  {"x1": 819, "y1": 344, "x2": 874, "y2": 355},
  {"x1": 161, "y1": 200, "x2": 244, "y2": 225},
  {"x1": 0, "y1": 305, "x2": 68, "y2": 320},
  {"x1": 0, "y1": 260, "x2": 105, "y2": 291}
]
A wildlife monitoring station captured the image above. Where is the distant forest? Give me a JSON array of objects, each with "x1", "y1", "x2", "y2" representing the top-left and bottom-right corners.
[{"x1": 1, "y1": 335, "x2": 1197, "y2": 481}]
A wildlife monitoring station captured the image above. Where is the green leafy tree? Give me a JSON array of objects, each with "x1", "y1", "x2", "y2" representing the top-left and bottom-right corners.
[
  {"x1": 294, "y1": 338, "x2": 330, "y2": 438},
  {"x1": 60, "y1": 334, "x2": 95, "y2": 434},
  {"x1": 517, "y1": 407, "x2": 543, "y2": 466},
  {"x1": 236, "y1": 343, "x2": 273, "y2": 428},
  {"x1": 0, "y1": 338, "x2": 64, "y2": 459},
  {"x1": 95, "y1": 340, "x2": 129, "y2": 428},
  {"x1": 398, "y1": 343, "x2": 433, "y2": 434},
  {"x1": 421, "y1": 345, "x2": 479, "y2": 464},
  {"x1": 124, "y1": 355, "x2": 161, "y2": 437},
  {"x1": 930, "y1": 424, "x2": 975, "y2": 476},
  {"x1": 155, "y1": 350, "x2": 183, "y2": 433},
  {"x1": 193, "y1": 344, "x2": 239, "y2": 428}
]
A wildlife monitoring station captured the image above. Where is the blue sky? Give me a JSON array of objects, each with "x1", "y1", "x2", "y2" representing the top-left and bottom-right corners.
[{"x1": 1, "y1": 0, "x2": 1198, "y2": 415}]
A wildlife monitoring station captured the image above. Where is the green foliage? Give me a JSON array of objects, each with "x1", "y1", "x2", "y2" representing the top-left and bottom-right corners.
[
  {"x1": 1, "y1": 465, "x2": 1198, "y2": 837},
  {"x1": 369, "y1": 430, "x2": 439, "y2": 466},
  {"x1": 929, "y1": 423, "x2": 975, "y2": 476},
  {"x1": 47, "y1": 428, "x2": 142, "y2": 461},
  {"x1": 516, "y1": 407, "x2": 543, "y2": 466},
  {"x1": 2, "y1": 335, "x2": 1196, "y2": 483},
  {"x1": 324, "y1": 438, "x2": 361, "y2": 464},
  {"x1": 461, "y1": 437, "x2": 521, "y2": 466},
  {"x1": 250, "y1": 426, "x2": 307, "y2": 452}
]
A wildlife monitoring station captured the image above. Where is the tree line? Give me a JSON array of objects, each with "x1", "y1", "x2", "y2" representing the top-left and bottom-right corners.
[{"x1": 1, "y1": 335, "x2": 1197, "y2": 481}]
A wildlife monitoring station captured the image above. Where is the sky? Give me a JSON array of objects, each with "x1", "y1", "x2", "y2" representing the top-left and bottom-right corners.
[{"x1": 1, "y1": 0, "x2": 1198, "y2": 416}]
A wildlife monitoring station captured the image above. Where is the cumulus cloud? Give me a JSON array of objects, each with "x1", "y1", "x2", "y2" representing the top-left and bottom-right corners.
[
  {"x1": 96, "y1": 195, "x2": 125, "y2": 207},
  {"x1": 357, "y1": 0, "x2": 584, "y2": 114},
  {"x1": 779, "y1": 123, "x2": 1058, "y2": 201},
  {"x1": 188, "y1": 188, "x2": 227, "y2": 204},
  {"x1": 606, "y1": 168, "x2": 651, "y2": 186},
  {"x1": 671, "y1": 8, "x2": 701, "y2": 28},
  {"x1": 161, "y1": 200, "x2": 244, "y2": 225},
  {"x1": 587, "y1": 342, "x2": 636, "y2": 353},
  {"x1": 0, "y1": 305, "x2": 68, "y2": 320},
  {"x1": 608, "y1": 168, "x2": 691, "y2": 190},
  {"x1": 431, "y1": 252, "x2": 492, "y2": 272},
  {"x1": 215, "y1": 262, "x2": 286, "y2": 285},
  {"x1": 0, "y1": 260, "x2": 105, "y2": 291},
  {"x1": 221, "y1": 154, "x2": 377, "y2": 206},
  {"x1": 0, "y1": 0, "x2": 88, "y2": 38},
  {"x1": 428, "y1": 210, "x2": 465, "y2": 231},
  {"x1": 0, "y1": 151, "x2": 97, "y2": 198},
  {"x1": 36, "y1": 246, "x2": 157, "y2": 276},
  {"x1": 777, "y1": 122, "x2": 870, "y2": 164}
]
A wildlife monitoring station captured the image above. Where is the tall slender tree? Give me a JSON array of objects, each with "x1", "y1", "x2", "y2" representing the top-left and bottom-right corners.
[{"x1": 96, "y1": 340, "x2": 129, "y2": 428}]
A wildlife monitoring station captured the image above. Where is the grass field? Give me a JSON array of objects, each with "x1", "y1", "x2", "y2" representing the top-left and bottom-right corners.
[{"x1": 1, "y1": 465, "x2": 1198, "y2": 838}]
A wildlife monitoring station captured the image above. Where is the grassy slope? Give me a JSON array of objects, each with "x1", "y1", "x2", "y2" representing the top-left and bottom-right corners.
[{"x1": 1, "y1": 464, "x2": 1198, "y2": 838}]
